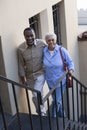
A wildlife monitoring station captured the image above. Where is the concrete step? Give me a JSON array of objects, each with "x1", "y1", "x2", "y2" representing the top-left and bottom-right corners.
[
  {"x1": 0, "y1": 112, "x2": 12, "y2": 130},
  {"x1": 7, "y1": 113, "x2": 68, "y2": 130}
]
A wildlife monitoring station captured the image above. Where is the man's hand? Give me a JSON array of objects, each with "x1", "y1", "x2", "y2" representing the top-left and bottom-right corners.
[{"x1": 20, "y1": 76, "x2": 27, "y2": 85}]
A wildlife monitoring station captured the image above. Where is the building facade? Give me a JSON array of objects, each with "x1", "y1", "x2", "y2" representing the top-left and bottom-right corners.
[{"x1": 0, "y1": 0, "x2": 79, "y2": 114}]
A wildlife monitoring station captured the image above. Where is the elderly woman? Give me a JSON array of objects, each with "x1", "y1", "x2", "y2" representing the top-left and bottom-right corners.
[{"x1": 43, "y1": 33, "x2": 74, "y2": 117}]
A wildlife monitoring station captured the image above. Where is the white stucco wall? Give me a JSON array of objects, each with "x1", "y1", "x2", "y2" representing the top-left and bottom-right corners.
[
  {"x1": 60, "y1": 0, "x2": 80, "y2": 119},
  {"x1": 0, "y1": 0, "x2": 62, "y2": 80},
  {"x1": 63, "y1": 0, "x2": 79, "y2": 78}
]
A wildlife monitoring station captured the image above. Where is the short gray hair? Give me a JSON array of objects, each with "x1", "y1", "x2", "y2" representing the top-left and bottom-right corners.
[{"x1": 45, "y1": 32, "x2": 57, "y2": 41}]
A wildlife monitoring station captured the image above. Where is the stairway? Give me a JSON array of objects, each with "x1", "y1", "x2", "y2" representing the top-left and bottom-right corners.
[
  {"x1": 0, "y1": 73, "x2": 87, "y2": 130},
  {"x1": 1, "y1": 112, "x2": 87, "y2": 130}
]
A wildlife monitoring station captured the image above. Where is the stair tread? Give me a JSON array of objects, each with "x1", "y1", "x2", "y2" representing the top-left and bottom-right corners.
[
  {"x1": 0, "y1": 112, "x2": 12, "y2": 129},
  {"x1": 7, "y1": 113, "x2": 68, "y2": 130}
]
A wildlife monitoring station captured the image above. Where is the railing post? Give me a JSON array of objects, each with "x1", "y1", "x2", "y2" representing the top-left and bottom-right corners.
[
  {"x1": 66, "y1": 74, "x2": 70, "y2": 120},
  {"x1": 0, "y1": 96, "x2": 8, "y2": 130},
  {"x1": 37, "y1": 91, "x2": 43, "y2": 130},
  {"x1": 12, "y1": 83, "x2": 21, "y2": 130},
  {"x1": 25, "y1": 88, "x2": 34, "y2": 130},
  {"x1": 60, "y1": 81, "x2": 65, "y2": 129}
]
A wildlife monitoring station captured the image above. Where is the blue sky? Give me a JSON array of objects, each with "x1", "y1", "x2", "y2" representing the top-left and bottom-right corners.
[{"x1": 77, "y1": 0, "x2": 87, "y2": 9}]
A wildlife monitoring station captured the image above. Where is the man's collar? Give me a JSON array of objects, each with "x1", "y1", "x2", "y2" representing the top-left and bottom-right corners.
[{"x1": 34, "y1": 40, "x2": 37, "y2": 46}]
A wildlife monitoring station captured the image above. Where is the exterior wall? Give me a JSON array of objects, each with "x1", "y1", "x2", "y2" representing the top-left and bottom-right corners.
[
  {"x1": 78, "y1": 41, "x2": 87, "y2": 86},
  {"x1": 78, "y1": 25, "x2": 87, "y2": 35},
  {"x1": 0, "y1": 0, "x2": 61, "y2": 114},
  {"x1": 0, "y1": 0, "x2": 61, "y2": 81},
  {"x1": 78, "y1": 9, "x2": 87, "y2": 25},
  {"x1": 62, "y1": 0, "x2": 80, "y2": 119},
  {"x1": 78, "y1": 9, "x2": 87, "y2": 35},
  {"x1": 78, "y1": 9, "x2": 87, "y2": 117},
  {"x1": 0, "y1": 37, "x2": 11, "y2": 113},
  {"x1": 78, "y1": 9, "x2": 87, "y2": 86},
  {"x1": 0, "y1": 0, "x2": 79, "y2": 114},
  {"x1": 60, "y1": 0, "x2": 79, "y2": 78}
]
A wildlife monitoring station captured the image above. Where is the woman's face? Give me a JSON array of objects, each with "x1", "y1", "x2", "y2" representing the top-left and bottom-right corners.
[{"x1": 46, "y1": 35, "x2": 56, "y2": 51}]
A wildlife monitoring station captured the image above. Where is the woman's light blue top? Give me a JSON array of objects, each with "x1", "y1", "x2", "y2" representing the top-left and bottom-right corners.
[{"x1": 43, "y1": 44, "x2": 74, "y2": 88}]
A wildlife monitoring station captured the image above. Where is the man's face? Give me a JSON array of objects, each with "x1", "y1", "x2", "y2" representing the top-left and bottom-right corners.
[{"x1": 24, "y1": 30, "x2": 35, "y2": 46}]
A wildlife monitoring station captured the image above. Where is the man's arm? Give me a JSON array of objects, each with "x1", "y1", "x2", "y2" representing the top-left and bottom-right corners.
[
  {"x1": 17, "y1": 48, "x2": 27, "y2": 85},
  {"x1": 20, "y1": 76, "x2": 27, "y2": 85}
]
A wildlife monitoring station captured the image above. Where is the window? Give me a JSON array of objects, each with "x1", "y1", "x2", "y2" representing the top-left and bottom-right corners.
[
  {"x1": 52, "y1": 4, "x2": 61, "y2": 44},
  {"x1": 29, "y1": 14, "x2": 40, "y2": 38}
]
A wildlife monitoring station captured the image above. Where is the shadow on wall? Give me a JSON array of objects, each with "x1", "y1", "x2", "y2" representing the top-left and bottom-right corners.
[{"x1": 0, "y1": 36, "x2": 11, "y2": 113}]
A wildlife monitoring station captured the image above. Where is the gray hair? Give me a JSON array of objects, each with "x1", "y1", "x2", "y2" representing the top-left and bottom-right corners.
[{"x1": 45, "y1": 32, "x2": 57, "y2": 41}]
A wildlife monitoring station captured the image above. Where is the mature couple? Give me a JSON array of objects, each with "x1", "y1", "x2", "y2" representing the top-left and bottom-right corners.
[{"x1": 17, "y1": 27, "x2": 74, "y2": 117}]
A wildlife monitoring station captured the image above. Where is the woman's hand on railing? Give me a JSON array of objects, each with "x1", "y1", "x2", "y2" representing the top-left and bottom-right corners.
[{"x1": 68, "y1": 69, "x2": 74, "y2": 76}]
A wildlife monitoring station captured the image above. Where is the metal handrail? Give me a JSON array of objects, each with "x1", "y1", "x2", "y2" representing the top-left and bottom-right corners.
[
  {"x1": 0, "y1": 74, "x2": 42, "y2": 130},
  {"x1": 42, "y1": 70, "x2": 87, "y2": 126},
  {"x1": 43, "y1": 71, "x2": 68, "y2": 103},
  {"x1": 0, "y1": 75, "x2": 41, "y2": 93}
]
